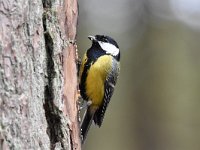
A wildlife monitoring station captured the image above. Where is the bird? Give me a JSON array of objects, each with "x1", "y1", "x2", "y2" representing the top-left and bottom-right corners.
[{"x1": 79, "y1": 34, "x2": 120, "y2": 144}]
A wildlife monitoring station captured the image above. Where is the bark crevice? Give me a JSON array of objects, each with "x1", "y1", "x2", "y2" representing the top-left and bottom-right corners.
[{"x1": 42, "y1": 4, "x2": 66, "y2": 149}]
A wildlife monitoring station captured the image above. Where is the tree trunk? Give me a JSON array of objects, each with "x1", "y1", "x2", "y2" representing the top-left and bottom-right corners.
[{"x1": 0, "y1": 0, "x2": 80, "y2": 149}]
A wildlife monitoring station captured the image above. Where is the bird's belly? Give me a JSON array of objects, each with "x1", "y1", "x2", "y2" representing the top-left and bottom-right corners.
[
  {"x1": 85, "y1": 56, "x2": 112, "y2": 106},
  {"x1": 86, "y1": 67, "x2": 105, "y2": 106}
]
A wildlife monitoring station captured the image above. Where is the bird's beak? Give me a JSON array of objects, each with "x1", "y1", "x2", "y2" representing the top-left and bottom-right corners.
[{"x1": 88, "y1": 35, "x2": 96, "y2": 41}]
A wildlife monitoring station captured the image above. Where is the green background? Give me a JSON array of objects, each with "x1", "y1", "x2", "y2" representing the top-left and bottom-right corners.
[{"x1": 77, "y1": 0, "x2": 200, "y2": 150}]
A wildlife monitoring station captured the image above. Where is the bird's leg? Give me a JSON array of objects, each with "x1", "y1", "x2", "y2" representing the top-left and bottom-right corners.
[
  {"x1": 87, "y1": 100, "x2": 92, "y2": 106},
  {"x1": 80, "y1": 100, "x2": 92, "y2": 110}
]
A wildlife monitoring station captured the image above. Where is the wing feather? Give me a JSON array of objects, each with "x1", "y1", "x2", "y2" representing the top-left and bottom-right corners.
[{"x1": 93, "y1": 60, "x2": 120, "y2": 126}]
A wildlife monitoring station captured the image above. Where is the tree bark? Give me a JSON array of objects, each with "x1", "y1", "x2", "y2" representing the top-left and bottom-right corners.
[{"x1": 0, "y1": 0, "x2": 80, "y2": 149}]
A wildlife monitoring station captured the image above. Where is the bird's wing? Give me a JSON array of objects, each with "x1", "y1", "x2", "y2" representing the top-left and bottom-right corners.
[{"x1": 93, "y1": 60, "x2": 120, "y2": 126}]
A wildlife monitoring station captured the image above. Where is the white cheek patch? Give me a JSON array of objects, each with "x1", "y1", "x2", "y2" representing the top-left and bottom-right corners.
[{"x1": 98, "y1": 42, "x2": 119, "y2": 56}]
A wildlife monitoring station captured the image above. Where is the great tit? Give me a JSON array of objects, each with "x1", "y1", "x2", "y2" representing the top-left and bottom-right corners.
[{"x1": 79, "y1": 35, "x2": 120, "y2": 144}]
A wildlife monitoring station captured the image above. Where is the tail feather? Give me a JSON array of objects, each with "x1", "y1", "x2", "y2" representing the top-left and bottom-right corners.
[{"x1": 81, "y1": 108, "x2": 93, "y2": 144}]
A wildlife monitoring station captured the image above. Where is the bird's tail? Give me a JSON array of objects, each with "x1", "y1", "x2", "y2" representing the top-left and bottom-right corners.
[{"x1": 81, "y1": 108, "x2": 94, "y2": 144}]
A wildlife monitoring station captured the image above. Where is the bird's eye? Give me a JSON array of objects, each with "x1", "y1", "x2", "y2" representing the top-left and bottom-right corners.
[{"x1": 104, "y1": 38, "x2": 108, "y2": 42}]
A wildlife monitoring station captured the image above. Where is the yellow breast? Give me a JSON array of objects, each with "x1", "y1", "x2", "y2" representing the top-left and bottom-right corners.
[{"x1": 86, "y1": 55, "x2": 112, "y2": 106}]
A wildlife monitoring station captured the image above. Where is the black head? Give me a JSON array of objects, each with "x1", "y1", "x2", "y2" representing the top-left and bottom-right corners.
[{"x1": 88, "y1": 35, "x2": 120, "y2": 60}]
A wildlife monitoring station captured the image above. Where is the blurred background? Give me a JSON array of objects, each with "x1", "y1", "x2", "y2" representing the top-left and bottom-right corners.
[{"x1": 77, "y1": 0, "x2": 200, "y2": 150}]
